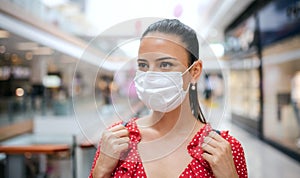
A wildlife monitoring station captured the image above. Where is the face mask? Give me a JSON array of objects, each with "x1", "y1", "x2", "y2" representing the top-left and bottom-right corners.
[{"x1": 134, "y1": 63, "x2": 194, "y2": 113}]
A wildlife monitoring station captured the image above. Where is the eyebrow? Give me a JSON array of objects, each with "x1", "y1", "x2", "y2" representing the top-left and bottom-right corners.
[
  {"x1": 137, "y1": 58, "x2": 148, "y2": 62},
  {"x1": 156, "y1": 57, "x2": 178, "y2": 61},
  {"x1": 137, "y1": 56, "x2": 178, "y2": 62}
]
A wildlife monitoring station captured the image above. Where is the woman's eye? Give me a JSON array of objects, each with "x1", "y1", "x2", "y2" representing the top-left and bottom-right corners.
[
  {"x1": 138, "y1": 63, "x2": 148, "y2": 69},
  {"x1": 160, "y1": 62, "x2": 173, "y2": 69}
]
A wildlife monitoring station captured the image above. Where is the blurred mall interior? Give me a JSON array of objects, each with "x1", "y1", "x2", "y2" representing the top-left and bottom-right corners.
[{"x1": 0, "y1": 0, "x2": 300, "y2": 177}]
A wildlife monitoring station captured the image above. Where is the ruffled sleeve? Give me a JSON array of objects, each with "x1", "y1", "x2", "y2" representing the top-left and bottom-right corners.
[
  {"x1": 88, "y1": 121, "x2": 123, "y2": 178},
  {"x1": 184, "y1": 124, "x2": 248, "y2": 178},
  {"x1": 185, "y1": 124, "x2": 215, "y2": 177},
  {"x1": 220, "y1": 131, "x2": 248, "y2": 178},
  {"x1": 88, "y1": 119, "x2": 146, "y2": 178},
  {"x1": 111, "y1": 119, "x2": 146, "y2": 177}
]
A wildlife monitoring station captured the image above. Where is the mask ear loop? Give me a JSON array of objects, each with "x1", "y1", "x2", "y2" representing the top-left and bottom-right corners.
[{"x1": 181, "y1": 61, "x2": 196, "y2": 76}]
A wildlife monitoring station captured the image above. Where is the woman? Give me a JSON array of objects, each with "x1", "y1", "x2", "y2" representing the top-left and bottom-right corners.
[{"x1": 89, "y1": 19, "x2": 247, "y2": 178}]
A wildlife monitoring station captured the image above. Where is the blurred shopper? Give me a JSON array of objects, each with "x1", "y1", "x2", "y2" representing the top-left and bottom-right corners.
[
  {"x1": 89, "y1": 19, "x2": 247, "y2": 178},
  {"x1": 204, "y1": 74, "x2": 212, "y2": 101},
  {"x1": 291, "y1": 71, "x2": 300, "y2": 147}
]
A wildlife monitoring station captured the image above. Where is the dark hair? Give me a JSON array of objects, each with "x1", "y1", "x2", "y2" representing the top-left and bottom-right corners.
[
  {"x1": 141, "y1": 19, "x2": 206, "y2": 124},
  {"x1": 142, "y1": 19, "x2": 199, "y2": 66}
]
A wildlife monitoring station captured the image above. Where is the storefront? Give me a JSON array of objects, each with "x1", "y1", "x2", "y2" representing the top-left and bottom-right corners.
[
  {"x1": 259, "y1": 0, "x2": 300, "y2": 158},
  {"x1": 263, "y1": 36, "x2": 300, "y2": 156},
  {"x1": 224, "y1": 0, "x2": 300, "y2": 161},
  {"x1": 224, "y1": 3, "x2": 262, "y2": 136}
]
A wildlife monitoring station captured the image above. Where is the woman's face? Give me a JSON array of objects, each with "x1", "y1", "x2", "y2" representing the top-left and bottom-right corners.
[{"x1": 137, "y1": 32, "x2": 193, "y2": 90}]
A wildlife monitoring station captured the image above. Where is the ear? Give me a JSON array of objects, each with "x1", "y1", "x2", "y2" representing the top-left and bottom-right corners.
[{"x1": 190, "y1": 60, "x2": 202, "y2": 83}]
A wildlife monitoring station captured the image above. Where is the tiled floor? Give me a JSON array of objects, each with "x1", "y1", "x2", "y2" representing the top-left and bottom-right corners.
[{"x1": 221, "y1": 120, "x2": 300, "y2": 178}]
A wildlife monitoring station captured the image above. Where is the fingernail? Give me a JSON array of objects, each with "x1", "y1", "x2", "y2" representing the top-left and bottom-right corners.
[{"x1": 209, "y1": 131, "x2": 215, "y2": 136}]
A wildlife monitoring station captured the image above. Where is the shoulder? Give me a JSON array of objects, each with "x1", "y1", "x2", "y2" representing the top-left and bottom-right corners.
[{"x1": 219, "y1": 131, "x2": 244, "y2": 150}]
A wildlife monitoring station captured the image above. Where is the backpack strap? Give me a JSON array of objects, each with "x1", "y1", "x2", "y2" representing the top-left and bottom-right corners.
[{"x1": 213, "y1": 129, "x2": 221, "y2": 135}]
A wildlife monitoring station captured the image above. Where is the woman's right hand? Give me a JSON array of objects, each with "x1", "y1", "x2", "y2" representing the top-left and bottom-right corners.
[{"x1": 93, "y1": 124, "x2": 130, "y2": 178}]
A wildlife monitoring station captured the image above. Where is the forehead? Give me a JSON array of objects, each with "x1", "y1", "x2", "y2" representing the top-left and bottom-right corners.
[{"x1": 138, "y1": 32, "x2": 189, "y2": 65}]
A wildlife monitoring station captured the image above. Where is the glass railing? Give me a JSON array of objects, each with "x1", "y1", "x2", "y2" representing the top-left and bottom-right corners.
[{"x1": 3, "y1": 0, "x2": 96, "y2": 38}]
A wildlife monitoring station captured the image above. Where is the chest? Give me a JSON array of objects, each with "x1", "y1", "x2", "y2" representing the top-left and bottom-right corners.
[{"x1": 138, "y1": 140, "x2": 192, "y2": 178}]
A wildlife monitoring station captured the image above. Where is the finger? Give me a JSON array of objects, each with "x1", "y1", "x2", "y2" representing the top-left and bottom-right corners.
[
  {"x1": 208, "y1": 131, "x2": 224, "y2": 142},
  {"x1": 109, "y1": 124, "x2": 126, "y2": 132},
  {"x1": 202, "y1": 152, "x2": 214, "y2": 165},
  {"x1": 113, "y1": 137, "x2": 130, "y2": 145},
  {"x1": 101, "y1": 142, "x2": 129, "y2": 158},
  {"x1": 118, "y1": 142, "x2": 129, "y2": 151},
  {"x1": 101, "y1": 129, "x2": 128, "y2": 143},
  {"x1": 113, "y1": 129, "x2": 129, "y2": 138},
  {"x1": 202, "y1": 142, "x2": 216, "y2": 155},
  {"x1": 112, "y1": 142, "x2": 129, "y2": 155},
  {"x1": 203, "y1": 136, "x2": 219, "y2": 148}
]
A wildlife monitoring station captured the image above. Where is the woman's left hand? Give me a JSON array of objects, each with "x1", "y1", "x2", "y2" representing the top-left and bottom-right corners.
[{"x1": 201, "y1": 131, "x2": 239, "y2": 178}]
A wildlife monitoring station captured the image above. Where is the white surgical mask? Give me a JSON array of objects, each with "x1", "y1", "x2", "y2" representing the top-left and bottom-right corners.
[{"x1": 134, "y1": 63, "x2": 194, "y2": 112}]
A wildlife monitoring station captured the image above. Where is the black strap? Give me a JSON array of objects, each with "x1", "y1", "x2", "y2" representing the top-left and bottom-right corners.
[
  {"x1": 213, "y1": 129, "x2": 221, "y2": 135},
  {"x1": 122, "y1": 121, "x2": 128, "y2": 127}
]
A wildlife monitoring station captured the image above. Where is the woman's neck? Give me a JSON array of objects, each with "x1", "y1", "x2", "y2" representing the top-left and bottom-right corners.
[
  {"x1": 136, "y1": 98, "x2": 205, "y2": 162},
  {"x1": 137, "y1": 97, "x2": 203, "y2": 140}
]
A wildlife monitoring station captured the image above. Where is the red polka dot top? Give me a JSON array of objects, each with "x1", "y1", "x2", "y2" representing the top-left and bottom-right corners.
[{"x1": 89, "y1": 118, "x2": 248, "y2": 178}]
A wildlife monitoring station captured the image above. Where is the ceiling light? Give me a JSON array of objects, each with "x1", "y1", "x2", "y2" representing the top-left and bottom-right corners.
[
  {"x1": 16, "y1": 88, "x2": 24, "y2": 97},
  {"x1": 43, "y1": 75, "x2": 61, "y2": 88},
  {"x1": 41, "y1": 0, "x2": 68, "y2": 7},
  {"x1": 0, "y1": 30, "x2": 9, "y2": 38},
  {"x1": 11, "y1": 54, "x2": 19, "y2": 63},
  {"x1": 25, "y1": 52, "x2": 33, "y2": 60},
  {"x1": 33, "y1": 47, "x2": 53, "y2": 55},
  {"x1": 0, "y1": 45, "x2": 6, "y2": 54},
  {"x1": 16, "y1": 42, "x2": 38, "y2": 51},
  {"x1": 210, "y1": 43, "x2": 225, "y2": 58}
]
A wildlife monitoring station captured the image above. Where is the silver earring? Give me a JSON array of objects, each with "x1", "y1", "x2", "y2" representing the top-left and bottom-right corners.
[{"x1": 191, "y1": 83, "x2": 196, "y2": 90}]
